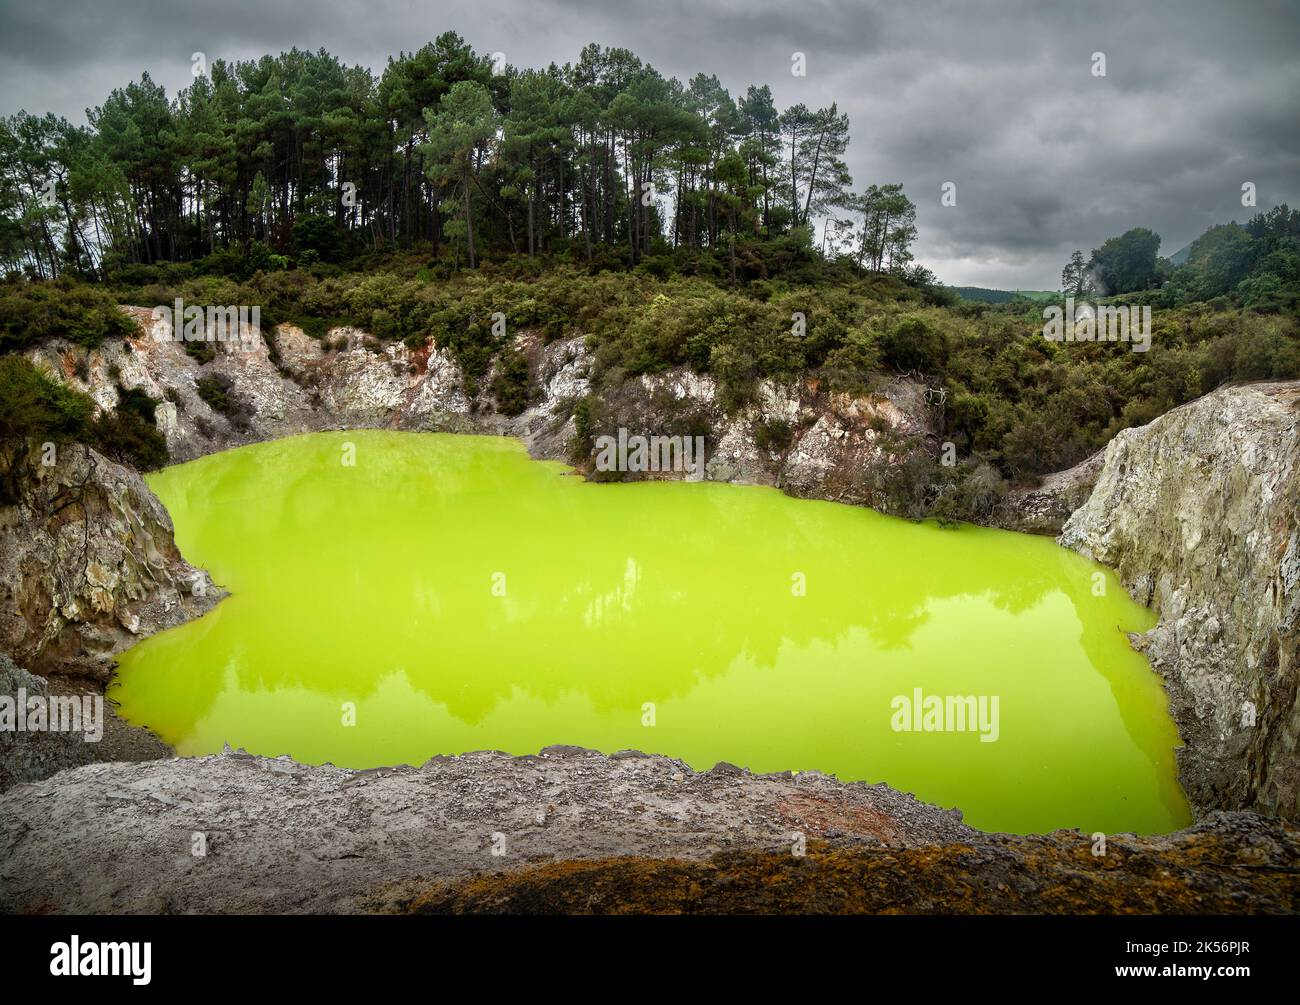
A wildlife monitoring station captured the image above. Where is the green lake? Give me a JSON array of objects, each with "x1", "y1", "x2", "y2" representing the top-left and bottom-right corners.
[{"x1": 109, "y1": 430, "x2": 1190, "y2": 834}]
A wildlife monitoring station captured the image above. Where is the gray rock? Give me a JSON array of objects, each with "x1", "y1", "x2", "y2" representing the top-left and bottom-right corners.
[
  {"x1": 993, "y1": 449, "x2": 1107, "y2": 535},
  {"x1": 0, "y1": 442, "x2": 222, "y2": 679},
  {"x1": 0, "y1": 745, "x2": 978, "y2": 914},
  {"x1": 0, "y1": 652, "x2": 170, "y2": 793},
  {"x1": 1059, "y1": 380, "x2": 1299, "y2": 819},
  {"x1": 0, "y1": 654, "x2": 86, "y2": 792}
]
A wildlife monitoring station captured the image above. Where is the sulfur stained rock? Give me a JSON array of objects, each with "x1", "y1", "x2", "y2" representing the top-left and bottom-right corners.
[{"x1": 404, "y1": 811, "x2": 1300, "y2": 915}]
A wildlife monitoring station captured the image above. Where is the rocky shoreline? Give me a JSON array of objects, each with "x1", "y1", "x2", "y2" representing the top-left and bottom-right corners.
[
  {"x1": 1060, "y1": 381, "x2": 1298, "y2": 819},
  {"x1": 2, "y1": 744, "x2": 1296, "y2": 914}
]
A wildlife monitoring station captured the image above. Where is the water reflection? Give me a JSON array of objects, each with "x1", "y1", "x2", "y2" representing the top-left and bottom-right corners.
[{"x1": 110, "y1": 431, "x2": 1190, "y2": 834}]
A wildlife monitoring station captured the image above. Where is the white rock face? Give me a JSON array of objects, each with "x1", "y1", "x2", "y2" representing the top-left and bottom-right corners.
[
  {"x1": 29, "y1": 310, "x2": 939, "y2": 505},
  {"x1": 413, "y1": 345, "x2": 474, "y2": 417},
  {"x1": 1060, "y1": 380, "x2": 1300, "y2": 818},
  {"x1": 587, "y1": 363, "x2": 938, "y2": 512},
  {"x1": 541, "y1": 337, "x2": 592, "y2": 403},
  {"x1": 318, "y1": 343, "x2": 413, "y2": 417},
  {"x1": 28, "y1": 311, "x2": 479, "y2": 456}
]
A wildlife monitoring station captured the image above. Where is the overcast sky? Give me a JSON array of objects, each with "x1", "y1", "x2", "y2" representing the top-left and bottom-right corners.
[{"x1": 2, "y1": 0, "x2": 1297, "y2": 288}]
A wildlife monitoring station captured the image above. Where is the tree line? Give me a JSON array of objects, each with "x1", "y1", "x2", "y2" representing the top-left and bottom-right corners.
[
  {"x1": 0, "y1": 33, "x2": 921, "y2": 281},
  {"x1": 1061, "y1": 205, "x2": 1300, "y2": 312}
]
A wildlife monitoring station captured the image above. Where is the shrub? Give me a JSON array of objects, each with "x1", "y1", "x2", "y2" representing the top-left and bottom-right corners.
[
  {"x1": 0, "y1": 356, "x2": 93, "y2": 446},
  {"x1": 115, "y1": 385, "x2": 159, "y2": 424},
  {"x1": 880, "y1": 315, "x2": 947, "y2": 375},
  {"x1": 821, "y1": 333, "x2": 882, "y2": 395},
  {"x1": 491, "y1": 348, "x2": 532, "y2": 416},
  {"x1": 0, "y1": 280, "x2": 135, "y2": 352},
  {"x1": 754, "y1": 418, "x2": 794, "y2": 453},
  {"x1": 928, "y1": 460, "x2": 1008, "y2": 527},
  {"x1": 87, "y1": 409, "x2": 168, "y2": 471},
  {"x1": 196, "y1": 377, "x2": 227, "y2": 412},
  {"x1": 292, "y1": 215, "x2": 346, "y2": 263}
]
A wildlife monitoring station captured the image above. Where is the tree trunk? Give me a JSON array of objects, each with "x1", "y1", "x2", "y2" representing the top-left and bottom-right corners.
[{"x1": 464, "y1": 163, "x2": 476, "y2": 268}]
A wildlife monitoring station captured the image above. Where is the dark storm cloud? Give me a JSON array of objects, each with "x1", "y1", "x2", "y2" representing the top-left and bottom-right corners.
[{"x1": 2, "y1": 0, "x2": 1296, "y2": 288}]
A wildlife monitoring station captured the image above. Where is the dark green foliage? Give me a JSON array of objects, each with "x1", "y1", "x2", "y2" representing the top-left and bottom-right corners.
[
  {"x1": 567, "y1": 394, "x2": 598, "y2": 464},
  {"x1": 0, "y1": 36, "x2": 926, "y2": 281},
  {"x1": 89, "y1": 382, "x2": 168, "y2": 470},
  {"x1": 1089, "y1": 228, "x2": 1162, "y2": 294},
  {"x1": 3, "y1": 249, "x2": 1297, "y2": 489},
  {"x1": 928, "y1": 461, "x2": 1008, "y2": 528},
  {"x1": 754, "y1": 418, "x2": 794, "y2": 453},
  {"x1": 0, "y1": 280, "x2": 135, "y2": 353},
  {"x1": 0, "y1": 355, "x2": 92, "y2": 445},
  {"x1": 880, "y1": 316, "x2": 947, "y2": 375},
  {"x1": 0, "y1": 356, "x2": 167, "y2": 495},
  {"x1": 0, "y1": 357, "x2": 95, "y2": 501},
  {"x1": 114, "y1": 384, "x2": 158, "y2": 423},
  {"x1": 292, "y1": 215, "x2": 347, "y2": 264},
  {"x1": 491, "y1": 348, "x2": 532, "y2": 416},
  {"x1": 1067, "y1": 206, "x2": 1300, "y2": 312},
  {"x1": 87, "y1": 408, "x2": 168, "y2": 471},
  {"x1": 196, "y1": 376, "x2": 230, "y2": 414}
]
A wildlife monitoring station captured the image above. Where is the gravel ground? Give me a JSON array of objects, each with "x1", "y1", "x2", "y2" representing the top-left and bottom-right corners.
[
  {"x1": 0, "y1": 744, "x2": 976, "y2": 913},
  {"x1": 3, "y1": 745, "x2": 1296, "y2": 914}
]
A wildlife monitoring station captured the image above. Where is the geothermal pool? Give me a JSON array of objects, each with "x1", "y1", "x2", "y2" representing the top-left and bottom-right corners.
[{"x1": 109, "y1": 430, "x2": 1190, "y2": 834}]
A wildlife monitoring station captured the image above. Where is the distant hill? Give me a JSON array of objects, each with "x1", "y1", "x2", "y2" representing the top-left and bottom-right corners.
[
  {"x1": 1168, "y1": 243, "x2": 1192, "y2": 266},
  {"x1": 950, "y1": 287, "x2": 1058, "y2": 304}
]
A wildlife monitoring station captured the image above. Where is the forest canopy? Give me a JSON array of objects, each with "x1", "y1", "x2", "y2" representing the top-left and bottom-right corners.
[{"x1": 0, "y1": 34, "x2": 923, "y2": 283}]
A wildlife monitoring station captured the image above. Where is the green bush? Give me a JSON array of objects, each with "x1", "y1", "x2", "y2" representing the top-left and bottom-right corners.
[
  {"x1": 754, "y1": 418, "x2": 794, "y2": 452},
  {"x1": 0, "y1": 280, "x2": 135, "y2": 352},
  {"x1": 0, "y1": 357, "x2": 168, "y2": 495},
  {"x1": 87, "y1": 409, "x2": 168, "y2": 471},
  {"x1": 0, "y1": 253, "x2": 1295, "y2": 491},
  {"x1": 196, "y1": 376, "x2": 231, "y2": 414},
  {"x1": 115, "y1": 385, "x2": 159, "y2": 424},
  {"x1": 929, "y1": 460, "x2": 1007, "y2": 527},
  {"x1": 491, "y1": 348, "x2": 532, "y2": 416},
  {"x1": 880, "y1": 315, "x2": 947, "y2": 375},
  {"x1": 0, "y1": 356, "x2": 93, "y2": 446},
  {"x1": 292, "y1": 215, "x2": 346, "y2": 263}
]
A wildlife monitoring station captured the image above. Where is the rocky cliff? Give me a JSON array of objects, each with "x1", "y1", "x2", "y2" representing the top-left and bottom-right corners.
[
  {"x1": 993, "y1": 449, "x2": 1106, "y2": 535},
  {"x1": 0, "y1": 441, "x2": 219, "y2": 680},
  {"x1": 1060, "y1": 381, "x2": 1299, "y2": 820},
  {"x1": 27, "y1": 306, "x2": 939, "y2": 512}
]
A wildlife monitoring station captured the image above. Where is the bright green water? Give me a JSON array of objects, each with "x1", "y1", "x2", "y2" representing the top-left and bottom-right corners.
[{"x1": 110, "y1": 430, "x2": 1190, "y2": 834}]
